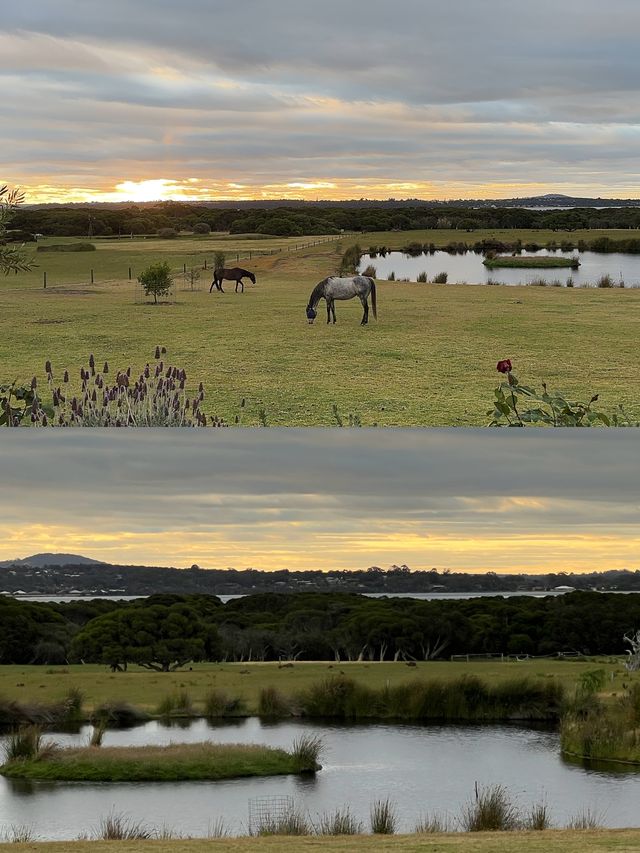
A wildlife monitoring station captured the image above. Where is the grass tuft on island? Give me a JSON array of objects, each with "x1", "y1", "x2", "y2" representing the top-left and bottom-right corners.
[
  {"x1": 0, "y1": 739, "x2": 322, "y2": 782},
  {"x1": 483, "y1": 255, "x2": 580, "y2": 270}
]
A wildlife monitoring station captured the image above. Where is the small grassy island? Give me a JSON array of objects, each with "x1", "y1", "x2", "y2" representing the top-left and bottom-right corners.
[
  {"x1": 483, "y1": 255, "x2": 580, "y2": 269},
  {"x1": 0, "y1": 734, "x2": 322, "y2": 782}
]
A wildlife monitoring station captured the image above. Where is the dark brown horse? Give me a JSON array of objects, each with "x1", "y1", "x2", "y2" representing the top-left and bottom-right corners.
[{"x1": 209, "y1": 267, "x2": 256, "y2": 293}]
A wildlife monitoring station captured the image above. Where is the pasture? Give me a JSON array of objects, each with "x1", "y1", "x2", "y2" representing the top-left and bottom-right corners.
[
  {"x1": 0, "y1": 658, "x2": 628, "y2": 715},
  {"x1": 2, "y1": 229, "x2": 640, "y2": 425}
]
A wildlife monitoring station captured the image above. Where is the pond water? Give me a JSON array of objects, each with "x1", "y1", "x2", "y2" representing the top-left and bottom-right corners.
[
  {"x1": 1, "y1": 718, "x2": 639, "y2": 839},
  {"x1": 357, "y1": 250, "x2": 640, "y2": 287}
]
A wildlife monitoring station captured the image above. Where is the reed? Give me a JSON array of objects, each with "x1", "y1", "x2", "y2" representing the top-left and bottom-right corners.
[
  {"x1": 203, "y1": 688, "x2": 246, "y2": 717},
  {"x1": 361, "y1": 264, "x2": 377, "y2": 278},
  {"x1": 316, "y1": 808, "x2": 363, "y2": 835},
  {"x1": 94, "y1": 813, "x2": 153, "y2": 840},
  {"x1": 156, "y1": 689, "x2": 193, "y2": 717},
  {"x1": 416, "y1": 271, "x2": 428, "y2": 282},
  {"x1": 3, "y1": 726, "x2": 56, "y2": 763},
  {"x1": 460, "y1": 784, "x2": 521, "y2": 832},
  {"x1": 0, "y1": 824, "x2": 37, "y2": 843},
  {"x1": 291, "y1": 733, "x2": 324, "y2": 771},
  {"x1": 254, "y1": 808, "x2": 311, "y2": 836},
  {"x1": 415, "y1": 813, "x2": 451, "y2": 833},
  {"x1": 370, "y1": 798, "x2": 397, "y2": 834},
  {"x1": 525, "y1": 801, "x2": 553, "y2": 830},
  {"x1": 566, "y1": 808, "x2": 603, "y2": 830},
  {"x1": 432, "y1": 271, "x2": 448, "y2": 283},
  {"x1": 258, "y1": 686, "x2": 291, "y2": 718}
]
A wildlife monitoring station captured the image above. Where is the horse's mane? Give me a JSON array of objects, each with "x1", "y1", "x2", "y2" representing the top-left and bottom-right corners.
[{"x1": 308, "y1": 277, "x2": 330, "y2": 308}]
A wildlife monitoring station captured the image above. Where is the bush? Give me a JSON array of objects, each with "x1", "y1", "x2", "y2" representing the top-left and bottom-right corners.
[
  {"x1": 36, "y1": 242, "x2": 96, "y2": 253},
  {"x1": 203, "y1": 689, "x2": 246, "y2": 717},
  {"x1": 461, "y1": 785, "x2": 520, "y2": 832},
  {"x1": 192, "y1": 221, "x2": 211, "y2": 234},
  {"x1": 370, "y1": 798, "x2": 397, "y2": 834},
  {"x1": 258, "y1": 687, "x2": 291, "y2": 718},
  {"x1": 138, "y1": 261, "x2": 173, "y2": 304},
  {"x1": 432, "y1": 271, "x2": 448, "y2": 283},
  {"x1": 156, "y1": 690, "x2": 193, "y2": 717},
  {"x1": 316, "y1": 809, "x2": 362, "y2": 835},
  {"x1": 156, "y1": 228, "x2": 178, "y2": 239},
  {"x1": 291, "y1": 734, "x2": 324, "y2": 771},
  {"x1": 361, "y1": 264, "x2": 377, "y2": 278},
  {"x1": 417, "y1": 271, "x2": 428, "y2": 282}
]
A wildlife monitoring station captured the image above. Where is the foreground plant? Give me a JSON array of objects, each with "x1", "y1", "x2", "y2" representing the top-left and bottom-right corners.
[
  {"x1": 488, "y1": 359, "x2": 636, "y2": 426},
  {"x1": 5, "y1": 348, "x2": 225, "y2": 426}
]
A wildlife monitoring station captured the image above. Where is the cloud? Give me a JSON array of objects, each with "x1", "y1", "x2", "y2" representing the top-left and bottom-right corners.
[
  {"x1": 4, "y1": 1, "x2": 640, "y2": 200},
  {"x1": 0, "y1": 431, "x2": 637, "y2": 572}
]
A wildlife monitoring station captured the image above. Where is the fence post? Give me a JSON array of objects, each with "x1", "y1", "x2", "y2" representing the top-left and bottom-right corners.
[
  {"x1": 236, "y1": 253, "x2": 239, "y2": 262},
  {"x1": 128, "y1": 267, "x2": 132, "y2": 280},
  {"x1": 183, "y1": 263, "x2": 186, "y2": 274},
  {"x1": 43, "y1": 271, "x2": 47, "y2": 289},
  {"x1": 90, "y1": 268, "x2": 94, "y2": 284},
  {"x1": 204, "y1": 258, "x2": 207, "y2": 269}
]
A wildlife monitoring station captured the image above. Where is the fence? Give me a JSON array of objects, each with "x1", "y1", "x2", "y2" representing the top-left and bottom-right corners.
[{"x1": 247, "y1": 795, "x2": 295, "y2": 835}]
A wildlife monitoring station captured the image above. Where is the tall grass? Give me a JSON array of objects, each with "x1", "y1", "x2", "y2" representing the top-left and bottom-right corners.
[
  {"x1": 415, "y1": 813, "x2": 451, "y2": 833},
  {"x1": 316, "y1": 808, "x2": 363, "y2": 835},
  {"x1": 567, "y1": 808, "x2": 603, "y2": 830},
  {"x1": 417, "y1": 271, "x2": 428, "y2": 283},
  {"x1": 370, "y1": 798, "x2": 397, "y2": 834},
  {"x1": 460, "y1": 784, "x2": 520, "y2": 832},
  {"x1": 291, "y1": 734, "x2": 324, "y2": 771},
  {"x1": 258, "y1": 686, "x2": 291, "y2": 718},
  {"x1": 92, "y1": 700, "x2": 149, "y2": 727},
  {"x1": 89, "y1": 720, "x2": 106, "y2": 747},
  {"x1": 0, "y1": 825, "x2": 37, "y2": 843},
  {"x1": 525, "y1": 801, "x2": 552, "y2": 830},
  {"x1": 94, "y1": 813, "x2": 153, "y2": 840},
  {"x1": 3, "y1": 726, "x2": 56, "y2": 763},
  {"x1": 433, "y1": 271, "x2": 448, "y2": 283},
  {"x1": 361, "y1": 264, "x2": 377, "y2": 278},
  {"x1": 203, "y1": 688, "x2": 246, "y2": 717},
  {"x1": 62, "y1": 687, "x2": 84, "y2": 722},
  {"x1": 254, "y1": 808, "x2": 311, "y2": 836},
  {"x1": 156, "y1": 690, "x2": 193, "y2": 717}
]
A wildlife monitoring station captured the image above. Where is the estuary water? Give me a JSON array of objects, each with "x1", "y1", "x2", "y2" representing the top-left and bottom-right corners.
[{"x1": 1, "y1": 718, "x2": 638, "y2": 839}]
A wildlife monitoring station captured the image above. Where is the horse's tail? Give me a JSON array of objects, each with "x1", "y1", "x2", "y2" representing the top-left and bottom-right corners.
[{"x1": 369, "y1": 278, "x2": 377, "y2": 320}]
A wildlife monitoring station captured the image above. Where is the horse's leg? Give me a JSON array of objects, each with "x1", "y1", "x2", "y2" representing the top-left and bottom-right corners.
[
  {"x1": 239, "y1": 278, "x2": 244, "y2": 293},
  {"x1": 209, "y1": 279, "x2": 215, "y2": 293},
  {"x1": 331, "y1": 301, "x2": 337, "y2": 324},
  {"x1": 326, "y1": 299, "x2": 332, "y2": 324},
  {"x1": 361, "y1": 296, "x2": 369, "y2": 325}
]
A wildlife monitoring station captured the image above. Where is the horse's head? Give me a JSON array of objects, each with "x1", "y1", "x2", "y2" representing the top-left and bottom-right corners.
[
  {"x1": 306, "y1": 306, "x2": 317, "y2": 324},
  {"x1": 249, "y1": 272, "x2": 256, "y2": 284}
]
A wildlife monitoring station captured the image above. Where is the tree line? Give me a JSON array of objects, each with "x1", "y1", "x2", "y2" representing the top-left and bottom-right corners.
[
  {"x1": 11, "y1": 201, "x2": 640, "y2": 239},
  {"x1": 1, "y1": 591, "x2": 639, "y2": 669}
]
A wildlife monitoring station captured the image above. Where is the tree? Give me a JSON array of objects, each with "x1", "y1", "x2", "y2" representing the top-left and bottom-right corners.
[
  {"x1": 0, "y1": 185, "x2": 35, "y2": 275},
  {"x1": 71, "y1": 602, "x2": 221, "y2": 671},
  {"x1": 138, "y1": 261, "x2": 173, "y2": 304},
  {"x1": 192, "y1": 221, "x2": 211, "y2": 234}
]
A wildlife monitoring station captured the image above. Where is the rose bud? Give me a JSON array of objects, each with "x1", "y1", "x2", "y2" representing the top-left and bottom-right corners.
[{"x1": 496, "y1": 359, "x2": 512, "y2": 374}]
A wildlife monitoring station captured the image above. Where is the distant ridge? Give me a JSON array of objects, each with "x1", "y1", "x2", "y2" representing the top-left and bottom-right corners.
[{"x1": 0, "y1": 553, "x2": 106, "y2": 568}]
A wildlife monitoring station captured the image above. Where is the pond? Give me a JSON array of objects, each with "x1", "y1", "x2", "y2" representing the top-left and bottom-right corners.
[
  {"x1": 1, "y1": 718, "x2": 639, "y2": 839},
  {"x1": 357, "y1": 250, "x2": 640, "y2": 287}
]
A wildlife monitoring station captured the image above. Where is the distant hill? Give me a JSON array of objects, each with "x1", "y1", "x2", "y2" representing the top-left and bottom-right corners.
[{"x1": 0, "y1": 553, "x2": 106, "y2": 568}]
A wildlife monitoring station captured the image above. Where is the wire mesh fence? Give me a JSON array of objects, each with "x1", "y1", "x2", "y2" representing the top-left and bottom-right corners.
[{"x1": 247, "y1": 795, "x2": 295, "y2": 835}]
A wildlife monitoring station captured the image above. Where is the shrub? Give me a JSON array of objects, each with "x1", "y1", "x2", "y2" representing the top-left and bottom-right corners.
[
  {"x1": 213, "y1": 251, "x2": 226, "y2": 270},
  {"x1": 3, "y1": 726, "x2": 56, "y2": 763},
  {"x1": 156, "y1": 690, "x2": 193, "y2": 717},
  {"x1": 203, "y1": 689, "x2": 246, "y2": 717},
  {"x1": 432, "y1": 271, "x2": 448, "y2": 283},
  {"x1": 92, "y1": 701, "x2": 149, "y2": 727},
  {"x1": 417, "y1": 271, "x2": 428, "y2": 283},
  {"x1": 94, "y1": 813, "x2": 153, "y2": 840},
  {"x1": 387, "y1": 271, "x2": 395, "y2": 281},
  {"x1": 370, "y1": 798, "x2": 397, "y2": 834},
  {"x1": 138, "y1": 261, "x2": 173, "y2": 303},
  {"x1": 156, "y1": 227, "x2": 178, "y2": 239},
  {"x1": 192, "y1": 221, "x2": 211, "y2": 234},
  {"x1": 597, "y1": 274, "x2": 614, "y2": 288}
]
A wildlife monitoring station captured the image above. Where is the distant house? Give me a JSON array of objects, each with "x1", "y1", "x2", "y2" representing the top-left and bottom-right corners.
[{"x1": 554, "y1": 585, "x2": 576, "y2": 592}]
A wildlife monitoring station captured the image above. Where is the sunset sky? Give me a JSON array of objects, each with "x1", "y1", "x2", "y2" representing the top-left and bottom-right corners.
[
  {"x1": 0, "y1": 431, "x2": 638, "y2": 574},
  {"x1": 5, "y1": 0, "x2": 640, "y2": 203}
]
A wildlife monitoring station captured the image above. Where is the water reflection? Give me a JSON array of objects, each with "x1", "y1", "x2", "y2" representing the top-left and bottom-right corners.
[{"x1": 358, "y1": 250, "x2": 640, "y2": 287}]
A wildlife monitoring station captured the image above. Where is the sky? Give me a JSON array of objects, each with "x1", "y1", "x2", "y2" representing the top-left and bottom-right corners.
[
  {"x1": 0, "y1": 430, "x2": 638, "y2": 574},
  {"x1": 4, "y1": 0, "x2": 640, "y2": 203}
]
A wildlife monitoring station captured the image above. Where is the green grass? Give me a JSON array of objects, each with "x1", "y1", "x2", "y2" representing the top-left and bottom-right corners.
[
  {"x1": 2, "y1": 830, "x2": 640, "y2": 852},
  {"x1": 484, "y1": 256, "x2": 579, "y2": 269},
  {"x1": 0, "y1": 659, "x2": 631, "y2": 717},
  {"x1": 0, "y1": 741, "x2": 317, "y2": 782},
  {"x1": 2, "y1": 229, "x2": 640, "y2": 425}
]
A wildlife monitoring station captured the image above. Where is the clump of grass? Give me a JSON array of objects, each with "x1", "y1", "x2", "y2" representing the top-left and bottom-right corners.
[
  {"x1": 316, "y1": 808, "x2": 362, "y2": 835},
  {"x1": 525, "y1": 801, "x2": 552, "y2": 830},
  {"x1": 528, "y1": 277, "x2": 548, "y2": 286},
  {"x1": 258, "y1": 686, "x2": 291, "y2": 718},
  {"x1": 597, "y1": 274, "x2": 614, "y2": 288},
  {"x1": 432, "y1": 271, "x2": 448, "y2": 283},
  {"x1": 486, "y1": 277, "x2": 500, "y2": 285},
  {"x1": 566, "y1": 276, "x2": 574, "y2": 287},
  {"x1": 566, "y1": 808, "x2": 603, "y2": 830},
  {"x1": 94, "y1": 813, "x2": 153, "y2": 840},
  {"x1": 255, "y1": 808, "x2": 311, "y2": 836},
  {"x1": 416, "y1": 271, "x2": 428, "y2": 283},
  {"x1": 92, "y1": 701, "x2": 149, "y2": 727},
  {"x1": 156, "y1": 689, "x2": 193, "y2": 717},
  {"x1": 291, "y1": 734, "x2": 324, "y2": 771},
  {"x1": 460, "y1": 784, "x2": 521, "y2": 832},
  {"x1": 3, "y1": 726, "x2": 56, "y2": 763},
  {"x1": 339, "y1": 244, "x2": 361, "y2": 275},
  {"x1": 370, "y1": 798, "x2": 397, "y2": 834},
  {"x1": 415, "y1": 812, "x2": 451, "y2": 833},
  {"x1": 1, "y1": 824, "x2": 37, "y2": 843},
  {"x1": 207, "y1": 818, "x2": 229, "y2": 838},
  {"x1": 62, "y1": 687, "x2": 84, "y2": 722},
  {"x1": 387, "y1": 271, "x2": 395, "y2": 281},
  {"x1": 361, "y1": 264, "x2": 377, "y2": 278},
  {"x1": 299, "y1": 676, "x2": 374, "y2": 718},
  {"x1": 203, "y1": 688, "x2": 247, "y2": 717}
]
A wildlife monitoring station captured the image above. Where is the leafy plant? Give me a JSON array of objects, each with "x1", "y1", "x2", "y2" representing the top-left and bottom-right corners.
[
  {"x1": 488, "y1": 360, "x2": 637, "y2": 427},
  {"x1": 0, "y1": 185, "x2": 36, "y2": 275},
  {"x1": 370, "y1": 798, "x2": 397, "y2": 834},
  {"x1": 0, "y1": 380, "x2": 47, "y2": 426}
]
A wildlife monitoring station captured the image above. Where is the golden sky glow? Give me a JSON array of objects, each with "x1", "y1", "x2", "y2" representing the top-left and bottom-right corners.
[{"x1": 0, "y1": 431, "x2": 638, "y2": 575}]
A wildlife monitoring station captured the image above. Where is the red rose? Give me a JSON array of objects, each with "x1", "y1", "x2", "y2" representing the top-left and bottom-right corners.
[{"x1": 496, "y1": 359, "x2": 512, "y2": 374}]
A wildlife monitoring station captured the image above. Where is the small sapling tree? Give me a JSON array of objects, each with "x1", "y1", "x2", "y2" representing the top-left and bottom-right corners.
[{"x1": 138, "y1": 261, "x2": 173, "y2": 304}]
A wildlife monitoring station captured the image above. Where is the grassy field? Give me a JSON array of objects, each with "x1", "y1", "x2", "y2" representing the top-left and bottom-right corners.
[
  {"x1": 483, "y1": 256, "x2": 579, "y2": 269},
  {"x1": 2, "y1": 229, "x2": 640, "y2": 425},
  {"x1": 0, "y1": 659, "x2": 629, "y2": 715},
  {"x1": 3, "y1": 831, "x2": 640, "y2": 853}
]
